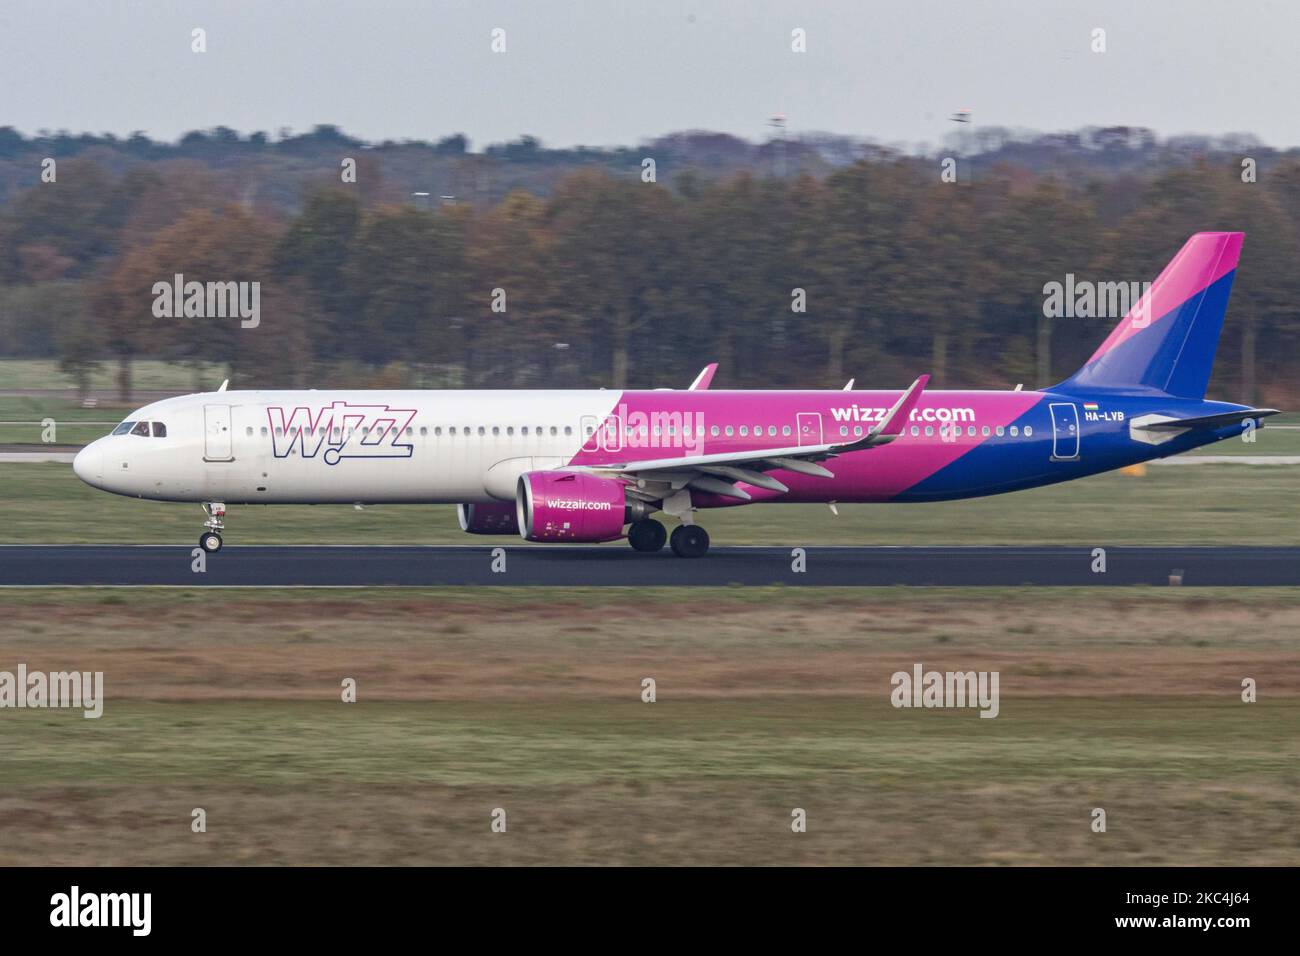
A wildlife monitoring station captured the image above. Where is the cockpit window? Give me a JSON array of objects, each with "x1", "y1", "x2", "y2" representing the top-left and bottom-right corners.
[
  {"x1": 130, "y1": 421, "x2": 151, "y2": 437},
  {"x1": 151, "y1": 422, "x2": 167, "y2": 438},
  {"x1": 112, "y1": 421, "x2": 135, "y2": 436}
]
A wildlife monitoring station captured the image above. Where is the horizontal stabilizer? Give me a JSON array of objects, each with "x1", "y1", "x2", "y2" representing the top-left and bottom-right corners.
[{"x1": 1135, "y1": 408, "x2": 1279, "y2": 431}]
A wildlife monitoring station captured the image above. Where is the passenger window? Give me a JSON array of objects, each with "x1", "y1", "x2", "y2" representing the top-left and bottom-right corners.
[
  {"x1": 925, "y1": 425, "x2": 935, "y2": 436},
  {"x1": 245, "y1": 427, "x2": 253, "y2": 437},
  {"x1": 111, "y1": 421, "x2": 134, "y2": 436},
  {"x1": 910, "y1": 425, "x2": 919, "y2": 436},
  {"x1": 854, "y1": 425, "x2": 863, "y2": 436},
  {"x1": 564, "y1": 426, "x2": 572, "y2": 436},
  {"x1": 839, "y1": 425, "x2": 848, "y2": 437},
  {"x1": 1010, "y1": 426, "x2": 1019, "y2": 436},
  {"x1": 740, "y1": 426, "x2": 749, "y2": 437},
  {"x1": 492, "y1": 427, "x2": 500, "y2": 436},
  {"x1": 724, "y1": 426, "x2": 733, "y2": 437},
  {"x1": 131, "y1": 421, "x2": 150, "y2": 437},
  {"x1": 521, "y1": 427, "x2": 528, "y2": 436},
  {"x1": 996, "y1": 426, "x2": 1005, "y2": 437},
  {"x1": 478, "y1": 427, "x2": 485, "y2": 436},
  {"x1": 710, "y1": 425, "x2": 720, "y2": 437},
  {"x1": 1024, "y1": 425, "x2": 1033, "y2": 437},
  {"x1": 967, "y1": 426, "x2": 976, "y2": 437},
  {"x1": 982, "y1": 426, "x2": 991, "y2": 436},
  {"x1": 768, "y1": 426, "x2": 776, "y2": 437},
  {"x1": 782, "y1": 425, "x2": 792, "y2": 437}
]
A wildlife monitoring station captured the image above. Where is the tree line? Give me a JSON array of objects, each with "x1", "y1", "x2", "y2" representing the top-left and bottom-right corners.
[{"x1": 2, "y1": 138, "x2": 1299, "y2": 404}]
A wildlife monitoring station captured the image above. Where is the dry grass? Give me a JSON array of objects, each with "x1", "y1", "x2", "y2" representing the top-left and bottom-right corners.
[{"x1": 1, "y1": 588, "x2": 1297, "y2": 865}]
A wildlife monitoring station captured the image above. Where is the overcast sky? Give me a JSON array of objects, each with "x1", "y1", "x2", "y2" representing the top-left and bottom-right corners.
[{"x1": 2, "y1": 0, "x2": 1297, "y2": 149}]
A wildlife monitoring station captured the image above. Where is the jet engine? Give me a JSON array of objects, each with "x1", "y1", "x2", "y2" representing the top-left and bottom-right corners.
[
  {"x1": 457, "y1": 501, "x2": 520, "y2": 535},
  {"x1": 516, "y1": 471, "x2": 628, "y2": 543}
]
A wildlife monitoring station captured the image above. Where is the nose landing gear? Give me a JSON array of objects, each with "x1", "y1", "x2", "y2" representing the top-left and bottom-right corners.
[{"x1": 199, "y1": 502, "x2": 226, "y2": 553}]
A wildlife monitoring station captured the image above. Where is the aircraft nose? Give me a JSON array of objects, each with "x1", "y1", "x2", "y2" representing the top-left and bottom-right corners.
[{"x1": 73, "y1": 441, "x2": 104, "y2": 486}]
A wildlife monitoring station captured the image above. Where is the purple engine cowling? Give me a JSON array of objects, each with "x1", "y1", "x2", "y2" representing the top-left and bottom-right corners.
[
  {"x1": 457, "y1": 501, "x2": 520, "y2": 535},
  {"x1": 516, "y1": 471, "x2": 627, "y2": 543}
]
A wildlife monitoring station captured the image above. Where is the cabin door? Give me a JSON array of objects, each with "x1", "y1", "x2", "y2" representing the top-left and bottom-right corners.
[{"x1": 1049, "y1": 403, "x2": 1080, "y2": 461}]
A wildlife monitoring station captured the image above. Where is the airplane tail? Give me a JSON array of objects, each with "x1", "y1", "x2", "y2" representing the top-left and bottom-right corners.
[{"x1": 1056, "y1": 232, "x2": 1243, "y2": 399}]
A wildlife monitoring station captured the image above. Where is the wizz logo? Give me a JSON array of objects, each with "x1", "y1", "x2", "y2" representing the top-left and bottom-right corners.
[{"x1": 267, "y1": 402, "x2": 416, "y2": 465}]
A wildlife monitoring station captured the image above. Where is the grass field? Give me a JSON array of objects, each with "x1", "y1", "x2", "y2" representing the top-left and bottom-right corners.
[
  {"x1": 0, "y1": 360, "x2": 229, "y2": 393},
  {"x1": 2, "y1": 455, "x2": 1297, "y2": 545},
  {"x1": 0, "y1": 587, "x2": 1296, "y2": 865}
]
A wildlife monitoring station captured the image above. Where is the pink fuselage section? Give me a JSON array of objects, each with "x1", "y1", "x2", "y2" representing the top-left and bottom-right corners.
[{"x1": 566, "y1": 389, "x2": 1048, "y2": 505}]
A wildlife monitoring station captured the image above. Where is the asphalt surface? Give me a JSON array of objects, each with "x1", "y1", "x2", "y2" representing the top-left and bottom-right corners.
[{"x1": 1, "y1": 545, "x2": 1297, "y2": 587}]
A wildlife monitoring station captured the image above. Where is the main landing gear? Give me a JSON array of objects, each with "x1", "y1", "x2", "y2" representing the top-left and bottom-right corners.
[
  {"x1": 199, "y1": 502, "x2": 226, "y2": 553},
  {"x1": 669, "y1": 524, "x2": 710, "y2": 558},
  {"x1": 627, "y1": 517, "x2": 711, "y2": 557},
  {"x1": 628, "y1": 518, "x2": 668, "y2": 553}
]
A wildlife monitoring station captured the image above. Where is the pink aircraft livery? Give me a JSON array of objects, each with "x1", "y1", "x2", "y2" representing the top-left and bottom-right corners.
[{"x1": 74, "y1": 233, "x2": 1276, "y2": 557}]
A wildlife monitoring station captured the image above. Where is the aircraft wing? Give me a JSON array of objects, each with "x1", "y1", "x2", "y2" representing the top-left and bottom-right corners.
[
  {"x1": 579, "y1": 374, "x2": 929, "y2": 501},
  {"x1": 1134, "y1": 408, "x2": 1280, "y2": 431}
]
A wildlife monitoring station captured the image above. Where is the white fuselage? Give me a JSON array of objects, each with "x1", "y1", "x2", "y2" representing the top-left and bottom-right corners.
[{"x1": 74, "y1": 390, "x2": 622, "y2": 504}]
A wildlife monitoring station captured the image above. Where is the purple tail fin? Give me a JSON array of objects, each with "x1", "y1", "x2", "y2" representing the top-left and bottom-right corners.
[{"x1": 1058, "y1": 232, "x2": 1243, "y2": 399}]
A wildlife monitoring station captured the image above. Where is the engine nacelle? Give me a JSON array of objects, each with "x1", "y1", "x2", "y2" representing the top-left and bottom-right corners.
[
  {"x1": 516, "y1": 471, "x2": 627, "y2": 543},
  {"x1": 457, "y1": 502, "x2": 520, "y2": 535}
]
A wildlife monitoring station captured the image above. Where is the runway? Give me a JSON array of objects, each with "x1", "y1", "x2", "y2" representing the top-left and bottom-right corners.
[{"x1": 1, "y1": 545, "x2": 1297, "y2": 587}]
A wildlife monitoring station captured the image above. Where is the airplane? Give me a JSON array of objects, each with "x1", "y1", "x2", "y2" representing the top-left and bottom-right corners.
[{"x1": 73, "y1": 232, "x2": 1276, "y2": 558}]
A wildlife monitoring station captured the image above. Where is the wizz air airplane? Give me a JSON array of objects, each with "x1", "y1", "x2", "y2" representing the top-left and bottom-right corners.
[{"x1": 73, "y1": 232, "x2": 1275, "y2": 557}]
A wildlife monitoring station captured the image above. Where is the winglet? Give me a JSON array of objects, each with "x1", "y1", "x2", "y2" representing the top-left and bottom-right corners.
[
  {"x1": 689, "y1": 363, "x2": 718, "y2": 391},
  {"x1": 217, "y1": 379, "x2": 229, "y2": 392},
  {"x1": 831, "y1": 374, "x2": 929, "y2": 452},
  {"x1": 873, "y1": 374, "x2": 929, "y2": 438}
]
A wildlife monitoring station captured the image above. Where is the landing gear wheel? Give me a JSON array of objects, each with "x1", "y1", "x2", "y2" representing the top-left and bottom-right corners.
[
  {"x1": 628, "y1": 519, "x2": 668, "y2": 553},
  {"x1": 200, "y1": 501, "x2": 227, "y2": 552},
  {"x1": 669, "y1": 524, "x2": 710, "y2": 558}
]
